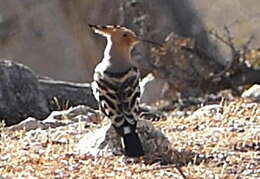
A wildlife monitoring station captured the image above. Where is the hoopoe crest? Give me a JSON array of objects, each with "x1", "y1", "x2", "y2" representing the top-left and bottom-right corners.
[
  {"x1": 89, "y1": 25, "x2": 140, "y2": 66},
  {"x1": 89, "y1": 24, "x2": 139, "y2": 48}
]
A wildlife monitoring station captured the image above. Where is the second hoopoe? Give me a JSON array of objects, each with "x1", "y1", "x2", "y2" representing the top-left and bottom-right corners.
[{"x1": 90, "y1": 24, "x2": 158, "y2": 157}]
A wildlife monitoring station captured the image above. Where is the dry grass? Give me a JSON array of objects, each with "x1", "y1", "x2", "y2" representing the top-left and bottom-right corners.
[{"x1": 0, "y1": 97, "x2": 259, "y2": 178}]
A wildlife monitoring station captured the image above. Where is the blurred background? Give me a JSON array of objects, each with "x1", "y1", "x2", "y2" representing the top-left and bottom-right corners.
[{"x1": 1, "y1": 0, "x2": 259, "y2": 82}]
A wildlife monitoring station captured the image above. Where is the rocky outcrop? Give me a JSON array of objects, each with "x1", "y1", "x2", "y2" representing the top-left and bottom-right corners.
[
  {"x1": 1, "y1": 0, "x2": 259, "y2": 82},
  {"x1": 0, "y1": 60, "x2": 97, "y2": 126},
  {"x1": 0, "y1": 60, "x2": 50, "y2": 126},
  {"x1": 0, "y1": 0, "x2": 96, "y2": 82}
]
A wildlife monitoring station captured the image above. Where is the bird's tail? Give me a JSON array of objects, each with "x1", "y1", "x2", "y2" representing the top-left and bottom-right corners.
[
  {"x1": 122, "y1": 130, "x2": 144, "y2": 157},
  {"x1": 114, "y1": 123, "x2": 144, "y2": 157}
]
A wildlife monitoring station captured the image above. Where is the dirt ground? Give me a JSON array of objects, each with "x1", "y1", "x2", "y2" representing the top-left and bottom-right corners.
[{"x1": 0, "y1": 96, "x2": 259, "y2": 178}]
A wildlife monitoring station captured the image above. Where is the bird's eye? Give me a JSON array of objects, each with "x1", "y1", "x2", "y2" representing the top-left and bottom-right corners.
[{"x1": 123, "y1": 33, "x2": 128, "y2": 37}]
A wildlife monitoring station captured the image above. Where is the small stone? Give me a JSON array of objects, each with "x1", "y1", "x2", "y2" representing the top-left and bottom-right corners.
[
  {"x1": 189, "y1": 104, "x2": 223, "y2": 119},
  {"x1": 8, "y1": 117, "x2": 44, "y2": 131},
  {"x1": 242, "y1": 84, "x2": 260, "y2": 101}
]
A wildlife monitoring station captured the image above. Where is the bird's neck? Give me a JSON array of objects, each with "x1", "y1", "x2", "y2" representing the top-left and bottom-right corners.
[{"x1": 102, "y1": 37, "x2": 133, "y2": 73}]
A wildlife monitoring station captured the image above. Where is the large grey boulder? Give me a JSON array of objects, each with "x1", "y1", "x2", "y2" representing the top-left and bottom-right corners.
[
  {"x1": 0, "y1": 60, "x2": 97, "y2": 126},
  {"x1": 0, "y1": 60, "x2": 50, "y2": 126}
]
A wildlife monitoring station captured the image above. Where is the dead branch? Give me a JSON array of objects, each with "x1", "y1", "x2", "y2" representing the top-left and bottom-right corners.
[{"x1": 209, "y1": 25, "x2": 257, "y2": 81}]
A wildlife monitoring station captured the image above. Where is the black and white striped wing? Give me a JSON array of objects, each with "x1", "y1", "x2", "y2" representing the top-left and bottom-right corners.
[{"x1": 92, "y1": 67, "x2": 141, "y2": 127}]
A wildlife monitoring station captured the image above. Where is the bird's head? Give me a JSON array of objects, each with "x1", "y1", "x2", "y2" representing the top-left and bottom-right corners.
[{"x1": 89, "y1": 24, "x2": 140, "y2": 51}]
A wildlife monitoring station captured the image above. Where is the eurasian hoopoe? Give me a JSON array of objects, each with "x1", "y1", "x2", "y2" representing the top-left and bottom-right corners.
[{"x1": 89, "y1": 24, "x2": 151, "y2": 157}]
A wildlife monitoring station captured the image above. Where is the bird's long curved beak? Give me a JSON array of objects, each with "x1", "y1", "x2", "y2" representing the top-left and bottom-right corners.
[
  {"x1": 89, "y1": 24, "x2": 162, "y2": 46},
  {"x1": 139, "y1": 39, "x2": 162, "y2": 47}
]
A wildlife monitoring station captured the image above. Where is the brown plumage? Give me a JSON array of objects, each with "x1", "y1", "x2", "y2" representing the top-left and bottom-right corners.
[{"x1": 90, "y1": 24, "x2": 144, "y2": 157}]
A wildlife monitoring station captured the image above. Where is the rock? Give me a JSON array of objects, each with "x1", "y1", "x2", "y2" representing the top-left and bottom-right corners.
[
  {"x1": 77, "y1": 122, "x2": 111, "y2": 156},
  {"x1": 0, "y1": 60, "x2": 97, "y2": 126},
  {"x1": 0, "y1": 60, "x2": 50, "y2": 126},
  {"x1": 189, "y1": 104, "x2": 223, "y2": 120},
  {"x1": 242, "y1": 84, "x2": 260, "y2": 102},
  {"x1": 8, "y1": 105, "x2": 100, "y2": 131},
  {"x1": 8, "y1": 117, "x2": 44, "y2": 131},
  {"x1": 76, "y1": 119, "x2": 181, "y2": 164},
  {"x1": 140, "y1": 73, "x2": 166, "y2": 104},
  {"x1": 0, "y1": 0, "x2": 97, "y2": 82},
  {"x1": 39, "y1": 79, "x2": 97, "y2": 111},
  {"x1": 43, "y1": 105, "x2": 99, "y2": 126},
  {"x1": 1, "y1": 0, "x2": 260, "y2": 83}
]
